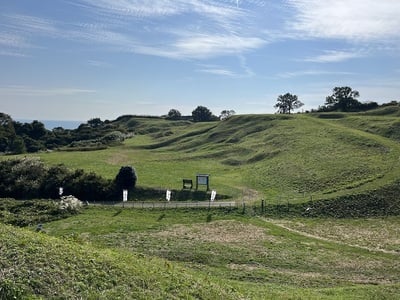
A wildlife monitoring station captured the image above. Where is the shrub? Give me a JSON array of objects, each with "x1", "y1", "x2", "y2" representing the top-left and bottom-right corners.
[{"x1": 115, "y1": 166, "x2": 137, "y2": 191}]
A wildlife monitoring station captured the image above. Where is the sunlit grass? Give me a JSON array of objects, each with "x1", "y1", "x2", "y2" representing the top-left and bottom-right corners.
[
  {"x1": 4, "y1": 113, "x2": 400, "y2": 203},
  {"x1": 41, "y1": 207, "x2": 400, "y2": 299}
]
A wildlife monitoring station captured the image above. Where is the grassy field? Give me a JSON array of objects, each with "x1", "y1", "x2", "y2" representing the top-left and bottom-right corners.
[
  {"x1": 10, "y1": 112, "x2": 400, "y2": 203},
  {"x1": 2, "y1": 206, "x2": 398, "y2": 299},
  {"x1": 2, "y1": 111, "x2": 400, "y2": 298}
]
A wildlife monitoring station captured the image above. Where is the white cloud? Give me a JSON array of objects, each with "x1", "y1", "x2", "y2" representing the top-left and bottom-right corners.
[
  {"x1": 0, "y1": 32, "x2": 31, "y2": 49},
  {"x1": 197, "y1": 65, "x2": 237, "y2": 77},
  {"x1": 87, "y1": 60, "x2": 113, "y2": 68},
  {"x1": 2, "y1": 14, "x2": 58, "y2": 36},
  {"x1": 174, "y1": 34, "x2": 265, "y2": 58},
  {"x1": 0, "y1": 85, "x2": 96, "y2": 97},
  {"x1": 277, "y1": 70, "x2": 354, "y2": 78},
  {"x1": 287, "y1": 0, "x2": 400, "y2": 42},
  {"x1": 304, "y1": 50, "x2": 364, "y2": 63},
  {"x1": 72, "y1": 0, "x2": 265, "y2": 59}
]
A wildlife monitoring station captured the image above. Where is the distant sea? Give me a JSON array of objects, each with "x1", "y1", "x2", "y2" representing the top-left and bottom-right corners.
[{"x1": 17, "y1": 119, "x2": 83, "y2": 130}]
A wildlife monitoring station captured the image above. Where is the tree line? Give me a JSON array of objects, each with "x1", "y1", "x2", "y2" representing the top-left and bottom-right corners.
[
  {"x1": 274, "y1": 86, "x2": 397, "y2": 114},
  {"x1": 0, "y1": 114, "x2": 131, "y2": 154},
  {"x1": 0, "y1": 157, "x2": 137, "y2": 202},
  {"x1": 0, "y1": 106, "x2": 236, "y2": 155},
  {"x1": 166, "y1": 105, "x2": 235, "y2": 122}
]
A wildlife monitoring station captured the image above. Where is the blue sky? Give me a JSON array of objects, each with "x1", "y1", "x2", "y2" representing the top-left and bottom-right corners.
[{"x1": 1, "y1": 0, "x2": 400, "y2": 121}]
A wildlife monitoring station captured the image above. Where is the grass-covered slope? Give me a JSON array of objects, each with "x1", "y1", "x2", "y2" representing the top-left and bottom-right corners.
[
  {"x1": 9, "y1": 112, "x2": 400, "y2": 203},
  {"x1": 44, "y1": 207, "x2": 400, "y2": 299},
  {"x1": 0, "y1": 222, "x2": 241, "y2": 299},
  {"x1": 134, "y1": 113, "x2": 400, "y2": 200}
]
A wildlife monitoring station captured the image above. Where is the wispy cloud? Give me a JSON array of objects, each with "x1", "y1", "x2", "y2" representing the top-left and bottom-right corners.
[
  {"x1": 277, "y1": 70, "x2": 354, "y2": 78},
  {"x1": 173, "y1": 35, "x2": 265, "y2": 58},
  {"x1": 71, "y1": 0, "x2": 266, "y2": 59},
  {"x1": 0, "y1": 13, "x2": 59, "y2": 56},
  {"x1": 196, "y1": 55, "x2": 255, "y2": 77},
  {"x1": 303, "y1": 50, "x2": 365, "y2": 63},
  {"x1": 87, "y1": 60, "x2": 113, "y2": 68},
  {"x1": 1, "y1": 1, "x2": 269, "y2": 60},
  {"x1": 0, "y1": 85, "x2": 96, "y2": 97},
  {"x1": 287, "y1": 0, "x2": 400, "y2": 42},
  {"x1": 197, "y1": 65, "x2": 237, "y2": 77}
]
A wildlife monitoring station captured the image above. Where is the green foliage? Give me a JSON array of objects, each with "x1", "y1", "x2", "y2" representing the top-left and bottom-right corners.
[
  {"x1": 166, "y1": 108, "x2": 182, "y2": 120},
  {"x1": 0, "y1": 198, "x2": 80, "y2": 227},
  {"x1": 192, "y1": 105, "x2": 214, "y2": 122},
  {"x1": 0, "y1": 157, "x2": 115, "y2": 202},
  {"x1": 274, "y1": 92, "x2": 304, "y2": 114},
  {"x1": 115, "y1": 166, "x2": 137, "y2": 190}
]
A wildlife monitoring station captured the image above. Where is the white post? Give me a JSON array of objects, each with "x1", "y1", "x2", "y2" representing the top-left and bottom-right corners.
[
  {"x1": 123, "y1": 189, "x2": 128, "y2": 207},
  {"x1": 211, "y1": 190, "x2": 216, "y2": 202},
  {"x1": 166, "y1": 190, "x2": 171, "y2": 202}
]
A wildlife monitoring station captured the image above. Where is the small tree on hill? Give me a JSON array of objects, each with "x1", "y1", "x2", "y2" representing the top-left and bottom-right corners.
[
  {"x1": 219, "y1": 109, "x2": 236, "y2": 120},
  {"x1": 192, "y1": 106, "x2": 213, "y2": 122},
  {"x1": 274, "y1": 93, "x2": 303, "y2": 114},
  {"x1": 115, "y1": 166, "x2": 137, "y2": 190},
  {"x1": 325, "y1": 86, "x2": 360, "y2": 112},
  {"x1": 167, "y1": 109, "x2": 181, "y2": 120}
]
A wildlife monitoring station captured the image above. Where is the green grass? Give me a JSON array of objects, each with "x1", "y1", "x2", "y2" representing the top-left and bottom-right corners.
[
  {"x1": 9, "y1": 206, "x2": 396, "y2": 299},
  {"x1": 3, "y1": 111, "x2": 400, "y2": 298},
  {"x1": 10, "y1": 113, "x2": 398, "y2": 204},
  {"x1": 0, "y1": 220, "x2": 242, "y2": 299}
]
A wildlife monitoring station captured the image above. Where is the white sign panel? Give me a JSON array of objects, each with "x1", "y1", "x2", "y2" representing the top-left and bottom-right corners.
[
  {"x1": 166, "y1": 190, "x2": 171, "y2": 201},
  {"x1": 59, "y1": 187, "x2": 63, "y2": 196},
  {"x1": 123, "y1": 189, "x2": 128, "y2": 202},
  {"x1": 211, "y1": 190, "x2": 216, "y2": 202}
]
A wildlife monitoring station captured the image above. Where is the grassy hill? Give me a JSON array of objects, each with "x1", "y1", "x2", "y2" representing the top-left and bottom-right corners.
[
  {"x1": 2, "y1": 109, "x2": 400, "y2": 299},
  {"x1": 16, "y1": 111, "x2": 399, "y2": 205}
]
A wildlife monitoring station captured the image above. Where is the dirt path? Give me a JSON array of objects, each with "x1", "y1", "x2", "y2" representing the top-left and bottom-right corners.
[{"x1": 263, "y1": 218, "x2": 399, "y2": 255}]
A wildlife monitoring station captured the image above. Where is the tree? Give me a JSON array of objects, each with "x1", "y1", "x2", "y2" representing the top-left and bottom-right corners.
[
  {"x1": 167, "y1": 109, "x2": 181, "y2": 120},
  {"x1": 274, "y1": 93, "x2": 303, "y2": 114},
  {"x1": 192, "y1": 106, "x2": 213, "y2": 122},
  {"x1": 87, "y1": 118, "x2": 103, "y2": 128},
  {"x1": 219, "y1": 109, "x2": 236, "y2": 120},
  {"x1": 0, "y1": 113, "x2": 15, "y2": 152},
  {"x1": 9, "y1": 136, "x2": 26, "y2": 154},
  {"x1": 325, "y1": 86, "x2": 360, "y2": 112},
  {"x1": 115, "y1": 166, "x2": 137, "y2": 190}
]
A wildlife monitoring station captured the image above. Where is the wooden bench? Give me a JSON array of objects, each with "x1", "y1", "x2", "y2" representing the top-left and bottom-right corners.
[{"x1": 182, "y1": 179, "x2": 193, "y2": 189}]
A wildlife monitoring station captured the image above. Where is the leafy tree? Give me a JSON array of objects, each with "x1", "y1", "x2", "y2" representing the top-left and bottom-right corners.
[
  {"x1": 115, "y1": 166, "x2": 137, "y2": 190},
  {"x1": 167, "y1": 109, "x2": 182, "y2": 120},
  {"x1": 40, "y1": 164, "x2": 71, "y2": 198},
  {"x1": 87, "y1": 118, "x2": 103, "y2": 128},
  {"x1": 9, "y1": 136, "x2": 26, "y2": 154},
  {"x1": 219, "y1": 109, "x2": 236, "y2": 120},
  {"x1": 0, "y1": 113, "x2": 16, "y2": 152},
  {"x1": 30, "y1": 120, "x2": 47, "y2": 139},
  {"x1": 192, "y1": 106, "x2": 213, "y2": 122},
  {"x1": 325, "y1": 86, "x2": 360, "y2": 112},
  {"x1": 274, "y1": 93, "x2": 303, "y2": 114}
]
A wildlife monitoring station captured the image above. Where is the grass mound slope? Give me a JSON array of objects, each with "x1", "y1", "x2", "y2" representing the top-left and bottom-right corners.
[
  {"x1": 44, "y1": 207, "x2": 400, "y2": 299},
  {"x1": 0, "y1": 222, "x2": 241, "y2": 299},
  {"x1": 9, "y1": 111, "x2": 400, "y2": 207}
]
